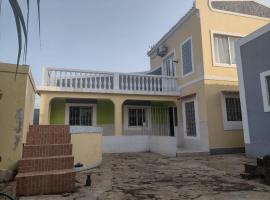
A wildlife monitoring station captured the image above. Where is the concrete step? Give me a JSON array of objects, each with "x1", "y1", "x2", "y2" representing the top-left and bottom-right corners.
[
  {"x1": 23, "y1": 144, "x2": 72, "y2": 158},
  {"x1": 18, "y1": 155, "x2": 74, "y2": 173},
  {"x1": 176, "y1": 149, "x2": 209, "y2": 157},
  {"x1": 27, "y1": 125, "x2": 70, "y2": 145},
  {"x1": 16, "y1": 169, "x2": 75, "y2": 196}
]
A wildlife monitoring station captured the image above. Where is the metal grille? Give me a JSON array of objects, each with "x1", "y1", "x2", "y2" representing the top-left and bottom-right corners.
[
  {"x1": 225, "y1": 97, "x2": 242, "y2": 121},
  {"x1": 185, "y1": 102, "x2": 197, "y2": 137},
  {"x1": 69, "y1": 106, "x2": 93, "y2": 126},
  {"x1": 182, "y1": 39, "x2": 193, "y2": 75},
  {"x1": 124, "y1": 107, "x2": 176, "y2": 136},
  {"x1": 151, "y1": 107, "x2": 170, "y2": 136}
]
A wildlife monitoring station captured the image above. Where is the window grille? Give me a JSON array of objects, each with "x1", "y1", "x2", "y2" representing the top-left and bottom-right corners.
[
  {"x1": 225, "y1": 97, "x2": 242, "y2": 121},
  {"x1": 185, "y1": 101, "x2": 197, "y2": 137},
  {"x1": 69, "y1": 106, "x2": 93, "y2": 126},
  {"x1": 128, "y1": 108, "x2": 146, "y2": 127}
]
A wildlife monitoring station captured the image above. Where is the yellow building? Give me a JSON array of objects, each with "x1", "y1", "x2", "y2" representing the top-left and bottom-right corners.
[
  {"x1": 0, "y1": 63, "x2": 36, "y2": 170},
  {"x1": 38, "y1": 0, "x2": 270, "y2": 157}
]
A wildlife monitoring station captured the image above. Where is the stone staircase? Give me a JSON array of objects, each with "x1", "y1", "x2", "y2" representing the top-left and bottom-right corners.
[{"x1": 16, "y1": 125, "x2": 75, "y2": 196}]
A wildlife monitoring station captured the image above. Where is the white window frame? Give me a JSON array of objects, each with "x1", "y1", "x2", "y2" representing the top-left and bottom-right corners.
[
  {"x1": 124, "y1": 106, "x2": 151, "y2": 131},
  {"x1": 260, "y1": 70, "x2": 270, "y2": 112},
  {"x1": 182, "y1": 97, "x2": 200, "y2": 139},
  {"x1": 162, "y1": 49, "x2": 176, "y2": 77},
  {"x1": 211, "y1": 31, "x2": 244, "y2": 68},
  {"x1": 221, "y1": 93, "x2": 242, "y2": 130},
  {"x1": 180, "y1": 36, "x2": 194, "y2": 78},
  {"x1": 64, "y1": 103, "x2": 97, "y2": 126}
]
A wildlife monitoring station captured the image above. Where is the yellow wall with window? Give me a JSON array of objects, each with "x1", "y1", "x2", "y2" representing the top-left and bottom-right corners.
[{"x1": 147, "y1": 0, "x2": 270, "y2": 151}]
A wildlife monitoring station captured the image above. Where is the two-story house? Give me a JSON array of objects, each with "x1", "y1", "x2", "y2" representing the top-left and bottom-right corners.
[{"x1": 38, "y1": 0, "x2": 270, "y2": 155}]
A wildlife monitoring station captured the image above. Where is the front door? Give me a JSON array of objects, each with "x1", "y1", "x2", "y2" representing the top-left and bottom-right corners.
[{"x1": 168, "y1": 107, "x2": 175, "y2": 137}]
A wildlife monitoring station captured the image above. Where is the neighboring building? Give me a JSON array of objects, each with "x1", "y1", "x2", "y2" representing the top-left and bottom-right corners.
[
  {"x1": 38, "y1": 0, "x2": 270, "y2": 156},
  {"x1": 236, "y1": 23, "x2": 270, "y2": 158},
  {"x1": 0, "y1": 63, "x2": 36, "y2": 170}
]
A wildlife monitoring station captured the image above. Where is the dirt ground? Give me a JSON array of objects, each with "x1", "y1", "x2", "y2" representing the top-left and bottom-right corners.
[{"x1": 1, "y1": 153, "x2": 270, "y2": 200}]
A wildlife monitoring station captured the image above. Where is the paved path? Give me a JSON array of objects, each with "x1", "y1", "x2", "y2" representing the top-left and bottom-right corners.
[{"x1": 2, "y1": 153, "x2": 270, "y2": 200}]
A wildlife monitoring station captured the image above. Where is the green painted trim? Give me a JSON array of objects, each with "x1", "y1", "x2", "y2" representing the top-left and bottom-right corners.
[
  {"x1": 97, "y1": 100, "x2": 114, "y2": 124},
  {"x1": 151, "y1": 101, "x2": 176, "y2": 107},
  {"x1": 50, "y1": 99, "x2": 65, "y2": 125}
]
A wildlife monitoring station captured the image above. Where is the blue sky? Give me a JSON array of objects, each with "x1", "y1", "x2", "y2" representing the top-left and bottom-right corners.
[{"x1": 0, "y1": 0, "x2": 270, "y2": 86}]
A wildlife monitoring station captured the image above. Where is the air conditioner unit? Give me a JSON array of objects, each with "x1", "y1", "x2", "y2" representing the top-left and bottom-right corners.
[{"x1": 156, "y1": 45, "x2": 168, "y2": 57}]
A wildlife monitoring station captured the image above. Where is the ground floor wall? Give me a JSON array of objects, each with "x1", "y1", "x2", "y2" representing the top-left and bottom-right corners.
[
  {"x1": 49, "y1": 97, "x2": 177, "y2": 137},
  {"x1": 71, "y1": 133, "x2": 102, "y2": 169},
  {"x1": 102, "y1": 136, "x2": 177, "y2": 156},
  {"x1": 178, "y1": 80, "x2": 210, "y2": 152},
  {"x1": 204, "y1": 80, "x2": 244, "y2": 154},
  {"x1": 50, "y1": 99, "x2": 115, "y2": 135}
]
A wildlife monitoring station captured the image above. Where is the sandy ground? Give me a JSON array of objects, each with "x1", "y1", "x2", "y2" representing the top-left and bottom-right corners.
[{"x1": 1, "y1": 153, "x2": 270, "y2": 200}]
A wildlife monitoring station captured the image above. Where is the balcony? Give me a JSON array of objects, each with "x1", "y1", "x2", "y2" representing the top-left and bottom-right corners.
[{"x1": 38, "y1": 68, "x2": 179, "y2": 96}]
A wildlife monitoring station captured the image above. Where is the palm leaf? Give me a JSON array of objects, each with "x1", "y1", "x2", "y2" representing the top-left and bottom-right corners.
[
  {"x1": 11, "y1": 0, "x2": 28, "y2": 49},
  {"x1": 37, "y1": 0, "x2": 41, "y2": 39},
  {"x1": 24, "y1": 0, "x2": 30, "y2": 63},
  {"x1": 0, "y1": 0, "x2": 2, "y2": 17},
  {"x1": 9, "y1": 0, "x2": 23, "y2": 79}
]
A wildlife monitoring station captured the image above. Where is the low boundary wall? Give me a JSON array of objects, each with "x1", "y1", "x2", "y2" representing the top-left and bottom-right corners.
[{"x1": 102, "y1": 136, "x2": 177, "y2": 157}]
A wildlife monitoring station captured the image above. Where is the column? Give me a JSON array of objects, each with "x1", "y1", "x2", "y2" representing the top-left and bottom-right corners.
[
  {"x1": 113, "y1": 99, "x2": 124, "y2": 136},
  {"x1": 39, "y1": 94, "x2": 51, "y2": 125}
]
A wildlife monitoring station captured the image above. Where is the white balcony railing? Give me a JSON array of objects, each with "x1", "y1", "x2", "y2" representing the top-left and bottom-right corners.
[{"x1": 40, "y1": 68, "x2": 179, "y2": 95}]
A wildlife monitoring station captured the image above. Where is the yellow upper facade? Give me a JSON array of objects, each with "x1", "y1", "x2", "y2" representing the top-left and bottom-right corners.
[{"x1": 148, "y1": 0, "x2": 270, "y2": 87}]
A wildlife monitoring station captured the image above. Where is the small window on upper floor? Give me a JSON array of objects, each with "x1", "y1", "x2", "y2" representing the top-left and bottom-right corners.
[
  {"x1": 213, "y1": 34, "x2": 241, "y2": 66},
  {"x1": 181, "y1": 37, "x2": 193, "y2": 77}
]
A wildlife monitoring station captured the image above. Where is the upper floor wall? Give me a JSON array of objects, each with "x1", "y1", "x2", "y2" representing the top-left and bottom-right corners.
[
  {"x1": 149, "y1": 7, "x2": 204, "y2": 87},
  {"x1": 197, "y1": 0, "x2": 270, "y2": 79},
  {"x1": 148, "y1": 0, "x2": 270, "y2": 85}
]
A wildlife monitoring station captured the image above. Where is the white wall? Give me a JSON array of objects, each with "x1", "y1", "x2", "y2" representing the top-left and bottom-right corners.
[
  {"x1": 102, "y1": 136, "x2": 149, "y2": 153},
  {"x1": 102, "y1": 136, "x2": 177, "y2": 157},
  {"x1": 149, "y1": 136, "x2": 177, "y2": 156}
]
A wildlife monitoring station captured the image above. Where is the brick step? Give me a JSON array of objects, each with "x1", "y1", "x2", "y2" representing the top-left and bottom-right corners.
[
  {"x1": 16, "y1": 169, "x2": 75, "y2": 196},
  {"x1": 29, "y1": 125, "x2": 70, "y2": 135},
  {"x1": 23, "y1": 144, "x2": 72, "y2": 158},
  {"x1": 18, "y1": 155, "x2": 74, "y2": 173},
  {"x1": 27, "y1": 125, "x2": 70, "y2": 145},
  {"x1": 26, "y1": 132, "x2": 71, "y2": 145}
]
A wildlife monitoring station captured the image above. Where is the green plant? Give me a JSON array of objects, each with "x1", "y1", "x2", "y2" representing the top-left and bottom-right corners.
[{"x1": 0, "y1": 0, "x2": 41, "y2": 78}]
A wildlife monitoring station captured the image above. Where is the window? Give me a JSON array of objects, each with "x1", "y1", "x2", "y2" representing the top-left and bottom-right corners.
[
  {"x1": 267, "y1": 76, "x2": 270, "y2": 103},
  {"x1": 181, "y1": 37, "x2": 193, "y2": 76},
  {"x1": 128, "y1": 108, "x2": 147, "y2": 127},
  {"x1": 221, "y1": 93, "x2": 242, "y2": 130},
  {"x1": 225, "y1": 97, "x2": 242, "y2": 121},
  {"x1": 260, "y1": 70, "x2": 270, "y2": 112},
  {"x1": 163, "y1": 54, "x2": 175, "y2": 76},
  {"x1": 182, "y1": 98, "x2": 199, "y2": 138},
  {"x1": 213, "y1": 34, "x2": 240, "y2": 65},
  {"x1": 69, "y1": 106, "x2": 93, "y2": 126},
  {"x1": 65, "y1": 103, "x2": 96, "y2": 126},
  {"x1": 124, "y1": 106, "x2": 151, "y2": 130}
]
